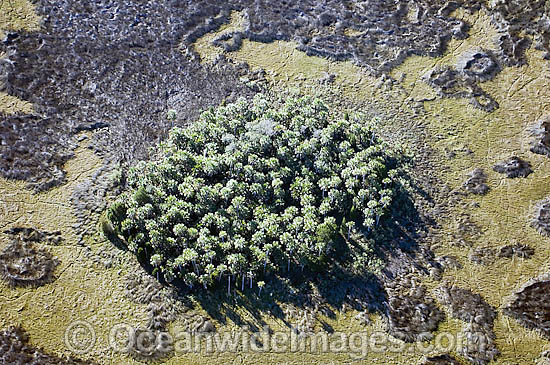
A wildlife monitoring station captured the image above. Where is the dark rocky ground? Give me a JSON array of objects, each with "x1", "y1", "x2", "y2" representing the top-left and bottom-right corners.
[
  {"x1": 422, "y1": 49, "x2": 500, "y2": 112},
  {"x1": 2, "y1": 0, "x2": 550, "y2": 191},
  {"x1": 423, "y1": 353, "x2": 461, "y2": 365},
  {"x1": 0, "y1": 0, "x2": 258, "y2": 191},
  {"x1": 469, "y1": 244, "x2": 534, "y2": 265},
  {"x1": 533, "y1": 198, "x2": 550, "y2": 237},
  {"x1": 463, "y1": 168, "x2": 489, "y2": 195},
  {"x1": 0, "y1": 326, "x2": 90, "y2": 364},
  {"x1": 0, "y1": 238, "x2": 59, "y2": 287},
  {"x1": 493, "y1": 157, "x2": 533, "y2": 178},
  {"x1": 504, "y1": 273, "x2": 550, "y2": 340},
  {"x1": 0, "y1": 228, "x2": 64, "y2": 287},
  {"x1": 385, "y1": 277, "x2": 446, "y2": 343},
  {"x1": 4, "y1": 227, "x2": 64, "y2": 245},
  {"x1": 530, "y1": 116, "x2": 550, "y2": 157},
  {"x1": 435, "y1": 285, "x2": 499, "y2": 364}
]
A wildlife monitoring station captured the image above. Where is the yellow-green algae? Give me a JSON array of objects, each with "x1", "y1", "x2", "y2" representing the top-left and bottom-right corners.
[
  {"x1": 0, "y1": 137, "x2": 150, "y2": 362},
  {"x1": 1, "y1": 3, "x2": 549, "y2": 364},
  {"x1": 0, "y1": 0, "x2": 40, "y2": 36},
  {"x1": 192, "y1": 7, "x2": 550, "y2": 364},
  {"x1": 193, "y1": 11, "x2": 245, "y2": 65}
]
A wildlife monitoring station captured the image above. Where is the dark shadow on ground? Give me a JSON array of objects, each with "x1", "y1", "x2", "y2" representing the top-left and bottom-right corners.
[{"x1": 105, "y1": 169, "x2": 430, "y2": 334}]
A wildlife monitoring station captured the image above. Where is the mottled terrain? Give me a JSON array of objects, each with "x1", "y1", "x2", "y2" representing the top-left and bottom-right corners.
[{"x1": 1, "y1": 1, "x2": 550, "y2": 364}]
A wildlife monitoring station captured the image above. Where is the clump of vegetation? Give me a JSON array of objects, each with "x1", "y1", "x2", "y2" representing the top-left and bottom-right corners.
[
  {"x1": 504, "y1": 273, "x2": 550, "y2": 340},
  {"x1": 492, "y1": 156, "x2": 532, "y2": 178},
  {"x1": 530, "y1": 116, "x2": 550, "y2": 157},
  {"x1": 0, "y1": 325, "x2": 89, "y2": 364},
  {"x1": 532, "y1": 198, "x2": 550, "y2": 236},
  {"x1": 106, "y1": 95, "x2": 404, "y2": 291},
  {"x1": 463, "y1": 168, "x2": 489, "y2": 195},
  {"x1": 0, "y1": 239, "x2": 59, "y2": 287}
]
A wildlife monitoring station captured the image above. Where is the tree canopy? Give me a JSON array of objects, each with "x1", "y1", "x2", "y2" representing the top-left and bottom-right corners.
[{"x1": 106, "y1": 94, "x2": 403, "y2": 291}]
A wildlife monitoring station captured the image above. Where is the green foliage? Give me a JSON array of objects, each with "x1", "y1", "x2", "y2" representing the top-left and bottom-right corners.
[
  {"x1": 106, "y1": 201, "x2": 127, "y2": 232},
  {"x1": 136, "y1": 247, "x2": 146, "y2": 264},
  {"x1": 133, "y1": 186, "x2": 151, "y2": 206},
  {"x1": 108, "y1": 94, "x2": 403, "y2": 290},
  {"x1": 99, "y1": 213, "x2": 116, "y2": 238},
  {"x1": 166, "y1": 109, "x2": 177, "y2": 121}
]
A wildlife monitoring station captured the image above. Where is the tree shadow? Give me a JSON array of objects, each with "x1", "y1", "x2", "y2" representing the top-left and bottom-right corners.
[{"x1": 105, "y1": 173, "x2": 431, "y2": 335}]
